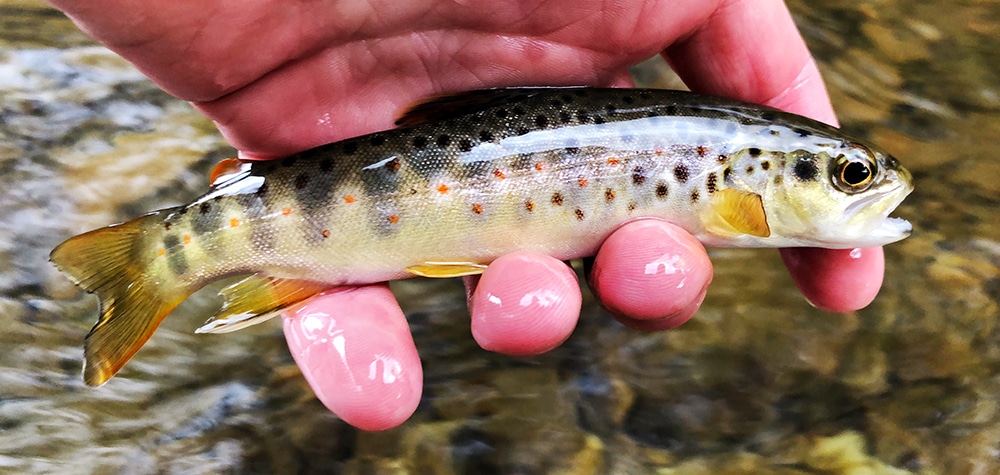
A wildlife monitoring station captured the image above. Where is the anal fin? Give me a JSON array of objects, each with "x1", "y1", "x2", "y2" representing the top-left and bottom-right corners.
[
  {"x1": 405, "y1": 261, "x2": 488, "y2": 278},
  {"x1": 196, "y1": 276, "x2": 330, "y2": 334},
  {"x1": 707, "y1": 189, "x2": 771, "y2": 238}
]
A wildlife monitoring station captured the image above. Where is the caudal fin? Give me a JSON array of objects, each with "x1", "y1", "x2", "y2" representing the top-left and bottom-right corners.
[{"x1": 50, "y1": 209, "x2": 193, "y2": 386}]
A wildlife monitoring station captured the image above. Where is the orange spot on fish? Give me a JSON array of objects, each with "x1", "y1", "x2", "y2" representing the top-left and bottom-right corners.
[
  {"x1": 535, "y1": 162, "x2": 545, "y2": 171},
  {"x1": 321, "y1": 229, "x2": 330, "y2": 238},
  {"x1": 493, "y1": 168, "x2": 506, "y2": 180},
  {"x1": 472, "y1": 203, "x2": 483, "y2": 214},
  {"x1": 230, "y1": 218, "x2": 240, "y2": 228},
  {"x1": 157, "y1": 248, "x2": 165, "y2": 257},
  {"x1": 282, "y1": 207, "x2": 292, "y2": 216},
  {"x1": 577, "y1": 177, "x2": 589, "y2": 187},
  {"x1": 654, "y1": 149, "x2": 664, "y2": 156},
  {"x1": 387, "y1": 215, "x2": 400, "y2": 224},
  {"x1": 696, "y1": 145, "x2": 708, "y2": 157},
  {"x1": 607, "y1": 157, "x2": 620, "y2": 166},
  {"x1": 209, "y1": 157, "x2": 248, "y2": 186},
  {"x1": 183, "y1": 235, "x2": 191, "y2": 245},
  {"x1": 344, "y1": 195, "x2": 356, "y2": 204},
  {"x1": 437, "y1": 183, "x2": 450, "y2": 194}
]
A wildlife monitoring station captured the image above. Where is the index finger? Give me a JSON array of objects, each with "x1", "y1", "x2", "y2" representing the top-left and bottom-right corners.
[{"x1": 662, "y1": 0, "x2": 886, "y2": 311}]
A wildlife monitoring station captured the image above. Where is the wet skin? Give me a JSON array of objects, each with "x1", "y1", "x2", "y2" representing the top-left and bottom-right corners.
[{"x1": 50, "y1": 0, "x2": 885, "y2": 430}]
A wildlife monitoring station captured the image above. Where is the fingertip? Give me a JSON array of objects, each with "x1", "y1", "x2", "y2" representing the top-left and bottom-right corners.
[
  {"x1": 589, "y1": 219, "x2": 712, "y2": 326},
  {"x1": 780, "y1": 247, "x2": 885, "y2": 313},
  {"x1": 469, "y1": 253, "x2": 581, "y2": 356},
  {"x1": 282, "y1": 285, "x2": 423, "y2": 431}
]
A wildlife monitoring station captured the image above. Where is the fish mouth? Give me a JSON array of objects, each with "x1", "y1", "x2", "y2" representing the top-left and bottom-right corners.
[
  {"x1": 868, "y1": 216, "x2": 913, "y2": 244},
  {"x1": 843, "y1": 179, "x2": 914, "y2": 245}
]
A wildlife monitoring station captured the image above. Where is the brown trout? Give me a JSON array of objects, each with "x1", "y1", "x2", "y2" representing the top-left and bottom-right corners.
[{"x1": 50, "y1": 88, "x2": 913, "y2": 386}]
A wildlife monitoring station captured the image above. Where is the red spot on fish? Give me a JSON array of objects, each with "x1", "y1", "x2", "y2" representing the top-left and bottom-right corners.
[
  {"x1": 493, "y1": 168, "x2": 506, "y2": 180},
  {"x1": 344, "y1": 195, "x2": 356, "y2": 204},
  {"x1": 535, "y1": 162, "x2": 545, "y2": 171},
  {"x1": 321, "y1": 229, "x2": 330, "y2": 238},
  {"x1": 183, "y1": 235, "x2": 191, "y2": 245},
  {"x1": 696, "y1": 146, "x2": 708, "y2": 157},
  {"x1": 607, "y1": 157, "x2": 620, "y2": 166},
  {"x1": 229, "y1": 218, "x2": 240, "y2": 228},
  {"x1": 472, "y1": 203, "x2": 483, "y2": 214},
  {"x1": 525, "y1": 199, "x2": 535, "y2": 212},
  {"x1": 577, "y1": 177, "x2": 588, "y2": 187},
  {"x1": 437, "y1": 183, "x2": 450, "y2": 194},
  {"x1": 387, "y1": 215, "x2": 400, "y2": 224},
  {"x1": 282, "y1": 207, "x2": 292, "y2": 216}
]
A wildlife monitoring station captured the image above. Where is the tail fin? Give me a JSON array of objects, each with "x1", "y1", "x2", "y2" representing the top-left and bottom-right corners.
[{"x1": 50, "y1": 209, "x2": 193, "y2": 386}]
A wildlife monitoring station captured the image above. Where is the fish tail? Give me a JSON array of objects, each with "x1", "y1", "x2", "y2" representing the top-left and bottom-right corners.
[{"x1": 50, "y1": 208, "x2": 193, "y2": 386}]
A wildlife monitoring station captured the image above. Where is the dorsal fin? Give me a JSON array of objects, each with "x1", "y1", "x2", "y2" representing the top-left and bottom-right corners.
[{"x1": 394, "y1": 88, "x2": 558, "y2": 127}]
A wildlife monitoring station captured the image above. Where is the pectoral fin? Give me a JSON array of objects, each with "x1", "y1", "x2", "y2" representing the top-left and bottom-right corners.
[
  {"x1": 708, "y1": 189, "x2": 771, "y2": 238},
  {"x1": 405, "y1": 261, "x2": 488, "y2": 278},
  {"x1": 196, "y1": 276, "x2": 330, "y2": 334}
]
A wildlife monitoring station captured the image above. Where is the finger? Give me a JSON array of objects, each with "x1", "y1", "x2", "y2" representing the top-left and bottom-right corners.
[
  {"x1": 663, "y1": 0, "x2": 838, "y2": 125},
  {"x1": 465, "y1": 253, "x2": 581, "y2": 356},
  {"x1": 282, "y1": 284, "x2": 422, "y2": 431},
  {"x1": 780, "y1": 247, "x2": 885, "y2": 312},
  {"x1": 587, "y1": 219, "x2": 713, "y2": 330}
]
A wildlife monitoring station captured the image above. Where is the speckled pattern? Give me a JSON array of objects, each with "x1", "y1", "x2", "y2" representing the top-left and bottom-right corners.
[{"x1": 2, "y1": 0, "x2": 999, "y2": 473}]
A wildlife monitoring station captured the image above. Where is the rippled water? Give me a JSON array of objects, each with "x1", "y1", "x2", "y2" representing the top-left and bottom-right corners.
[{"x1": 2, "y1": 0, "x2": 998, "y2": 473}]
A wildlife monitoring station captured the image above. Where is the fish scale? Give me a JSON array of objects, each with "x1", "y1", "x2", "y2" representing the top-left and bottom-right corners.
[{"x1": 49, "y1": 87, "x2": 914, "y2": 386}]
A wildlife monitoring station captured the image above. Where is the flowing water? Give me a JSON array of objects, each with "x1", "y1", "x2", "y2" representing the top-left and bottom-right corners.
[{"x1": 1, "y1": 0, "x2": 998, "y2": 473}]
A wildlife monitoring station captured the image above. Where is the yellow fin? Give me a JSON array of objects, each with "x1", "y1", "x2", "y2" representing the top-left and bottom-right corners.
[
  {"x1": 709, "y1": 189, "x2": 771, "y2": 238},
  {"x1": 405, "y1": 262, "x2": 488, "y2": 278},
  {"x1": 195, "y1": 276, "x2": 330, "y2": 334},
  {"x1": 50, "y1": 208, "x2": 195, "y2": 387}
]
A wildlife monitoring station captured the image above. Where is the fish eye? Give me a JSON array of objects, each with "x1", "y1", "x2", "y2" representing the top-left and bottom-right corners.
[{"x1": 833, "y1": 155, "x2": 877, "y2": 193}]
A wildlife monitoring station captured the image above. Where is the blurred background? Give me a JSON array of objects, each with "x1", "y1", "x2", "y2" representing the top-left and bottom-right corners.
[{"x1": 1, "y1": 0, "x2": 998, "y2": 473}]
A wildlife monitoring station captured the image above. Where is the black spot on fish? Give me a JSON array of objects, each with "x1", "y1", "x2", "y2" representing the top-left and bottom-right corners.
[
  {"x1": 295, "y1": 174, "x2": 310, "y2": 189},
  {"x1": 774, "y1": 175, "x2": 784, "y2": 185},
  {"x1": 512, "y1": 106, "x2": 525, "y2": 116},
  {"x1": 343, "y1": 141, "x2": 358, "y2": 155},
  {"x1": 496, "y1": 109, "x2": 509, "y2": 119},
  {"x1": 746, "y1": 165, "x2": 755, "y2": 175},
  {"x1": 370, "y1": 135, "x2": 386, "y2": 147},
  {"x1": 593, "y1": 116, "x2": 605, "y2": 124},
  {"x1": 707, "y1": 173, "x2": 718, "y2": 194},
  {"x1": 164, "y1": 222, "x2": 172, "y2": 231},
  {"x1": 575, "y1": 208, "x2": 585, "y2": 220},
  {"x1": 193, "y1": 201, "x2": 221, "y2": 234},
  {"x1": 605, "y1": 104, "x2": 617, "y2": 113},
  {"x1": 281, "y1": 156, "x2": 297, "y2": 167},
  {"x1": 761, "y1": 161, "x2": 770, "y2": 171},
  {"x1": 717, "y1": 154, "x2": 728, "y2": 164},
  {"x1": 550, "y1": 99, "x2": 562, "y2": 107},
  {"x1": 517, "y1": 127, "x2": 530, "y2": 136},
  {"x1": 673, "y1": 165, "x2": 689, "y2": 183},
  {"x1": 656, "y1": 182, "x2": 669, "y2": 199},
  {"x1": 534, "y1": 115, "x2": 548, "y2": 128},
  {"x1": 213, "y1": 195, "x2": 223, "y2": 202},
  {"x1": 665, "y1": 105, "x2": 677, "y2": 115},
  {"x1": 436, "y1": 135, "x2": 451, "y2": 147},
  {"x1": 793, "y1": 157, "x2": 819, "y2": 181},
  {"x1": 566, "y1": 147, "x2": 580, "y2": 155},
  {"x1": 458, "y1": 139, "x2": 473, "y2": 152},
  {"x1": 412, "y1": 136, "x2": 428, "y2": 149},
  {"x1": 760, "y1": 111, "x2": 777, "y2": 122},
  {"x1": 576, "y1": 110, "x2": 589, "y2": 123},
  {"x1": 792, "y1": 127, "x2": 810, "y2": 137},
  {"x1": 551, "y1": 192, "x2": 564, "y2": 206},
  {"x1": 479, "y1": 130, "x2": 494, "y2": 142},
  {"x1": 559, "y1": 111, "x2": 572, "y2": 124},
  {"x1": 723, "y1": 167, "x2": 732, "y2": 181},
  {"x1": 199, "y1": 202, "x2": 211, "y2": 214},
  {"x1": 748, "y1": 147, "x2": 762, "y2": 157},
  {"x1": 632, "y1": 166, "x2": 646, "y2": 186},
  {"x1": 319, "y1": 159, "x2": 334, "y2": 172},
  {"x1": 690, "y1": 190, "x2": 700, "y2": 203},
  {"x1": 605, "y1": 188, "x2": 616, "y2": 202},
  {"x1": 627, "y1": 201, "x2": 637, "y2": 212},
  {"x1": 178, "y1": 207, "x2": 188, "y2": 215},
  {"x1": 622, "y1": 95, "x2": 635, "y2": 105}
]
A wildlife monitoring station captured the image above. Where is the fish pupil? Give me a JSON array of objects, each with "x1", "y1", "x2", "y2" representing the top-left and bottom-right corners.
[{"x1": 842, "y1": 161, "x2": 872, "y2": 185}]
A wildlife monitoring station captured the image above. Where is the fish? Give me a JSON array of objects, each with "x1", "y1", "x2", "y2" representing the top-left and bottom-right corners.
[{"x1": 50, "y1": 87, "x2": 914, "y2": 386}]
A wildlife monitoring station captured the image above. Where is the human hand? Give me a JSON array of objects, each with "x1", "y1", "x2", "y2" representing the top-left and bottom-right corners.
[{"x1": 51, "y1": 0, "x2": 885, "y2": 430}]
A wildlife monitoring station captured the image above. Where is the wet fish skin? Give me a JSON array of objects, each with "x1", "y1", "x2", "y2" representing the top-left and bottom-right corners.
[{"x1": 50, "y1": 88, "x2": 914, "y2": 386}]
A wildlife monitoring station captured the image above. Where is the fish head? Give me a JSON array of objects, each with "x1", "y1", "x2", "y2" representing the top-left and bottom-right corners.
[{"x1": 766, "y1": 142, "x2": 913, "y2": 249}]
